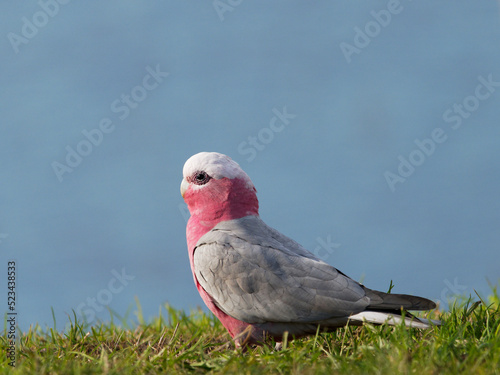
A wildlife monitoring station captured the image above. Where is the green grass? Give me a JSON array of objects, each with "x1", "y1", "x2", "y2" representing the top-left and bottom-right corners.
[{"x1": 1, "y1": 292, "x2": 499, "y2": 374}]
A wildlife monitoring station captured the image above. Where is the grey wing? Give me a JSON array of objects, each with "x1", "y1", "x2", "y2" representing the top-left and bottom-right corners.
[{"x1": 193, "y1": 216, "x2": 370, "y2": 324}]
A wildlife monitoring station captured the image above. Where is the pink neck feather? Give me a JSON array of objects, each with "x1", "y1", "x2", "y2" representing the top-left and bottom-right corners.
[{"x1": 185, "y1": 177, "x2": 259, "y2": 253}]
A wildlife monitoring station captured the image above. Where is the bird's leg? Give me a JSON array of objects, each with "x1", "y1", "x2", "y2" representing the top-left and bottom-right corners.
[{"x1": 233, "y1": 325, "x2": 255, "y2": 351}]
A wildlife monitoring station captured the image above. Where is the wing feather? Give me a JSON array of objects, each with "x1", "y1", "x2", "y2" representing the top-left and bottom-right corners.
[{"x1": 193, "y1": 216, "x2": 370, "y2": 324}]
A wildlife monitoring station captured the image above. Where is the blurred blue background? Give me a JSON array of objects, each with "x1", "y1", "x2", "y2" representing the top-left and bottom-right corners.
[{"x1": 1, "y1": 1, "x2": 499, "y2": 331}]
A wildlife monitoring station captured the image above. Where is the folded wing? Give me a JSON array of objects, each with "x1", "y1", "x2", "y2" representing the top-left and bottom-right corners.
[{"x1": 193, "y1": 216, "x2": 371, "y2": 324}]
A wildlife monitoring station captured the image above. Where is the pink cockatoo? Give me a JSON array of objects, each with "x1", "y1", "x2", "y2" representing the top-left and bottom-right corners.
[{"x1": 180, "y1": 152, "x2": 438, "y2": 347}]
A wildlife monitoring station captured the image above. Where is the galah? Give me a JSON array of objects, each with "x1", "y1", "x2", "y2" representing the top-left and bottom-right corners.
[{"x1": 180, "y1": 152, "x2": 439, "y2": 347}]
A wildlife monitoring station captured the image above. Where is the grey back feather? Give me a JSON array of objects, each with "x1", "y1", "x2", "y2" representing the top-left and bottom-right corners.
[{"x1": 193, "y1": 216, "x2": 371, "y2": 324}]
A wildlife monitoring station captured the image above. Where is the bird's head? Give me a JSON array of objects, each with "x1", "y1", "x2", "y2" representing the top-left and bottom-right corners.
[{"x1": 181, "y1": 152, "x2": 259, "y2": 223}]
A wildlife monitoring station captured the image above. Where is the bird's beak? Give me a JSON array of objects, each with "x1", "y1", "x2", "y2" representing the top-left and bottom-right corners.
[{"x1": 180, "y1": 178, "x2": 189, "y2": 198}]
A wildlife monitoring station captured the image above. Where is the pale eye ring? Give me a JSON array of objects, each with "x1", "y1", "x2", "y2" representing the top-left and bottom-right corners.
[{"x1": 191, "y1": 171, "x2": 211, "y2": 185}]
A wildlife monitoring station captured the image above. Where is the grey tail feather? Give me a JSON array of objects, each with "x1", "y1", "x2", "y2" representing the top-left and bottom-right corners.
[
  {"x1": 362, "y1": 286, "x2": 437, "y2": 311},
  {"x1": 350, "y1": 287, "x2": 441, "y2": 328}
]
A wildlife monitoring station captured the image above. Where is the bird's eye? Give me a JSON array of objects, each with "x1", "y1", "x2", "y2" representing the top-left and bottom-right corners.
[{"x1": 192, "y1": 171, "x2": 211, "y2": 185}]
